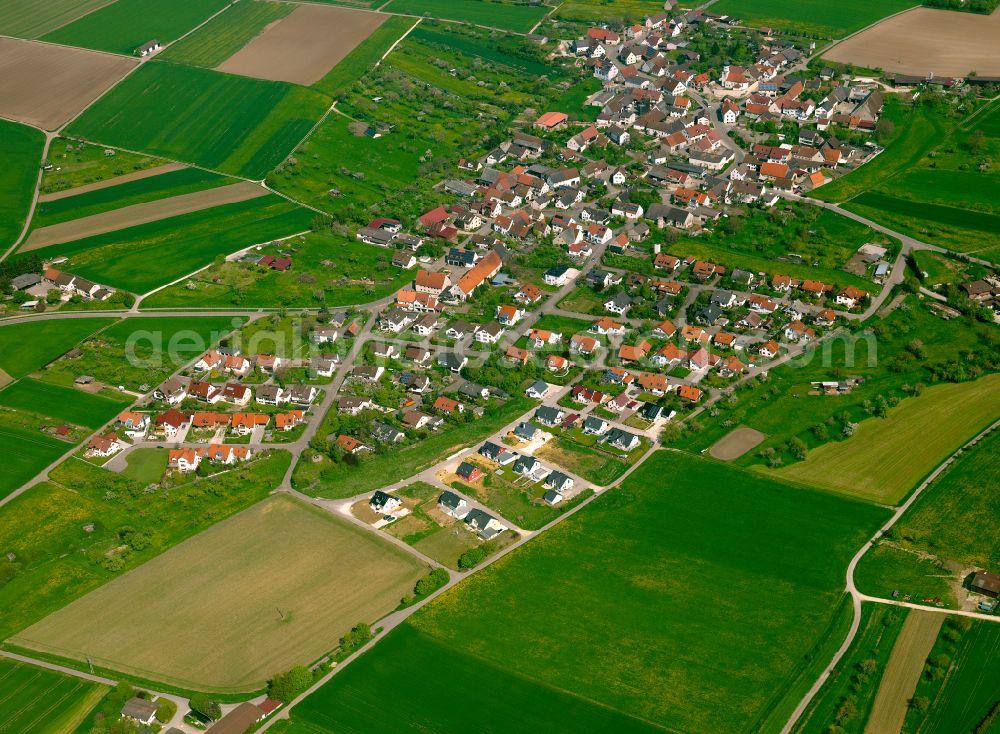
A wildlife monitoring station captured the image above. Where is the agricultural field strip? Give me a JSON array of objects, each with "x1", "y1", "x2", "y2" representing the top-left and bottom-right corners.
[
  {"x1": 37, "y1": 163, "x2": 187, "y2": 202},
  {"x1": 23, "y1": 181, "x2": 269, "y2": 250}
]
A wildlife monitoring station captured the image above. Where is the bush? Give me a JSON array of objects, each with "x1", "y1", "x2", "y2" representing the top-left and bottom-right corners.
[
  {"x1": 268, "y1": 665, "x2": 313, "y2": 703},
  {"x1": 189, "y1": 694, "x2": 221, "y2": 721},
  {"x1": 413, "y1": 567, "x2": 449, "y2": 598},
  {"x1": 458, "y1": 542, "x2": 496, "y2": 570},
  {"x1": 340, "y1": 622, "x2": 373, "y2": 654}
]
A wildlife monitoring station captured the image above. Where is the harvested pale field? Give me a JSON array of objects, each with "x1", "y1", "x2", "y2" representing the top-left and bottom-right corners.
[
  {"x1": 217, "y1": 4, "x2": 388, "y2": 85},
  {"x1": 23, "y1": 181, "x2": 268, "y2": 250},
  {"x1": 825, "y1": 6, "x2": 1000, "y2": 77},
  {"x1": 0, "y1": 38, "x2": 135, "y2": 130},
  {"x1": 864, "y1": 611, "x2": 943, "y2": 734},
  {"x1": 709, "y1": 426, "x2": 766, "y2": 460},
  {"x1": 12, "y1": 494, "x2": 426, "y2": 692},
  {"x1": 38, "y1": 162, "x2": 186, "y2": 203}
]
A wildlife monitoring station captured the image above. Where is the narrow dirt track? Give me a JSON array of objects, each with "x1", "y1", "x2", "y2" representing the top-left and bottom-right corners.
[
  {"x1": 38, "y1": 162, "x2": 186, "y2": 202},
  {"x1": 864, "y1": 611, "x2": 943, "y2": 734},
  {"x1": 22, "y1": 181, "x2": 269, "y2": 251}
]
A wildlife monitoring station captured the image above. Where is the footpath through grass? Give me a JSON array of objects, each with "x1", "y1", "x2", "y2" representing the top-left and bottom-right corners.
[
  {"x1": 313, "y1": 15, "x2": 414, "y2": 98},
  {"x1": 280, "y1": 451, "x2": 887, "y2": 734}
]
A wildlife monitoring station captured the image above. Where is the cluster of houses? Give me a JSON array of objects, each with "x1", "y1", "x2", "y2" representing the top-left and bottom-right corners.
[{"x1": 10, "y1": 267, "x2": 117, "y2": 309}]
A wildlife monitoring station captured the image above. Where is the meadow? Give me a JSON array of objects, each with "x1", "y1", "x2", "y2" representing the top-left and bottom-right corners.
[
  {"x1": 0, "y1": 120, "x2": 45, "y2": 253},
  {"x1": 0, "y1": 318, "x2": 113, "y2": 378},
  {"x1": 120, "y1": 447, "x2": 169, "y2": 485},
  {"x1": 554, "y1": 0, "x2": 665, "y2": 23},
  {"x1": 312, "y1": 15, "x2": 414, "y2": 97},
  {"x1": 284, "y1": 452, "x2": 887, "y2": 734},
  {"x1": 709, "y1": 0, "x2": 918, "y2": 37},
  {"x1": 142, "y1": 233, "x2": 411, "y2": 309},
  {"x1": 0, "y1": 0, "x2": 111, "y2": 39},
  {"x1": 41, "y1": 315, "x2": 244, "y2": 390},
  {"x1": 40, "y1": 140, "x2": 164, "y2": 197},
  {"x1": 0, "y1": 410, "x2": 76, "y2": 500},
  {"x1": 41, "y1": 0, "x2": 230, "y2": 55},
  {"x1": 31, "y1": 195, "x2": 315, "y2": 293},
  {"x1": 774, "y1": 373, "x2": 1000, "y2": 504},
  {"x1": 0, "y1": 378, "x2": 129, "y2": 428},
  {"x1": 0, "y1": 451, "x2": 291, "y2": 643},
  {"x1": 409, "y1": 25, "x2": 557, "y2": 77},
  {"x1": 380, "y1": 0, "x2": 547, "y2": 33},
  {"x1": 68, "y1": 61, "x2": 331, "y2": 179},
  {"x1": 0, "y1": 657, "x2": 108, "y2": 734},
  {"x1": 14, "y1": 494, "x2": 426, "y2": 692},
  {"x1": 32, "y1": 167, "x2": 235, "y2": 229},
  {"x1": 159, "y1": 0, "x2": 294, "y2": 69}
]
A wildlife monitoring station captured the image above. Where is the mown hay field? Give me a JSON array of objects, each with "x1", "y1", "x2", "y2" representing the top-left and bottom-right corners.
[
  {"x1": 774, "y1": 374, "x2": 1000, "y2": 504},
  {"x1": 0, "y1": 657, "x2": 108, "y2": 734},
  {"x1": 279, "y1": 452, "x2": 887, "y2": 734},
  {"x1": 68, "y1": 61, "x2": 330, "y2": 179},
  {"x1": 41, "y1": 0, "x2": 230, "y2": 55},
  {"x1": 0, "y1": 318, "x2": 114, "y2": 378},
  {"x1": 0, "y1": 378, "x2": 129, "y2": 428},
  {"x1": 13, "y1": 494, "x2": 426, "y2": 692}
]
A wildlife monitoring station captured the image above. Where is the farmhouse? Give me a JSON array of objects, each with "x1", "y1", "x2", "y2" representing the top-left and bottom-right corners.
[{"x1": 121, "y1": 697, "x2": 157, "y2": 725}]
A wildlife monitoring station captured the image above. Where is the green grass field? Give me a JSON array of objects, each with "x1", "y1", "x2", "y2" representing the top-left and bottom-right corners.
[
  {"x1": 554, "y1": 0, "x2": 664, "y2": 22},
  {"x1": 41, "y1": 0, "x2": 230, "y2": 55},
  {"x1": 773, "y1": 373, "x2": 1000, "y2": 504},
  {"x1": 313, "y1": 15, "x2": 414, "y2": 97},
  {"x1": 853, "y1": 428, "x2": 1000, "y2": 603},
  {"x1": 409, "y1": 25, "x2": 556, "y2": 77},
  {"x1": 0, "y1": 378, "x2": 129, "y2": 429},
  {"x1": 14, "y1": 494, "x2": 426, "y2": 692},
  {"x1": 33, "y1": 167, "x2": 234, "y2": 229},
  {"x1": 0, "y1": 0, "x2": 111, "y2": 38},
  {"x1": 793, "y1": 604, "x2": 909, "y2": 734},
  {"x1": 142, "y1": 232, "x2": 411, "y2": 308},
  {"x1": 0, "y1": 451, "x2": 290, "y2": 643},
  {"x1": 159, "y1": 0, "x2": 294, "y2": 68},
  {"x1": 710, "y1": 0, "x2": 918, "y2": 36},
  {"x1": 381, "y1": 0, "x2": 547, "y2": 32},
  {"x1": 119, "y1": 447, "x2": 168, "y2": 484},
  {"x1": 0, "y1": 657, "x2": 108, "y2": 734},
  {"x1": 282, "y1": 452, "x2": 887, "y2": 734},
  {"x1": 0, "y1": 409, "x2": 76, "y2": 500},
  {"x1": 40, "y1": 140, "x2": 164, "y2": 197},
  {"x1": 0, "y1": 119, "x2": 45, "y2": 252},
  {"x1": 41, "y1": 315, "x2": 243, "y2": 391},
  {"x1": 29, "y1": 195, "x2": 314, "y2": 293},
  {"x1": 0, "y1": 318, "x2": 113, "y2": 378},
  {"x1": 918, "y1": 622, "x2": 1000, "y2": 733},
  {"x1": 68, "y1": 61, "x2": 331, "y2": 179}
]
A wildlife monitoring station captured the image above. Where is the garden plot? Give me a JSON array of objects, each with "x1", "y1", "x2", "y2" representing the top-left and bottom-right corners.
[
  {"x1": 217, "y1": 4, "x2": 387, "y2": 86},
  {"x1": 0, "y1": 37, "x2": 136, "y2": 130},
  {"x1": 709, "y1": 426, "x2": 766, "y2": 461}
]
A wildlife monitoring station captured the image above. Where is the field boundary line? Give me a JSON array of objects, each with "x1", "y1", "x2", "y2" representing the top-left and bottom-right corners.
[
  {"x1": 376, "y1": 17, "x2": 419, "y2": 67},
  {"x1": 26, "y1": 0, "x2": 121, "y2": 39}
]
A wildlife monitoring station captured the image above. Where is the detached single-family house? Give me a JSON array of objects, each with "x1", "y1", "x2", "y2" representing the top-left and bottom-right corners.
[
  {"x1": 604, "y1": 428, "x2": 640, "y2": 452},
  {"x1": 439, "y1": 490, "x2": 469, "y2": 518},
  {"x1": 370, "y1": 491, "x2": 402, "y2": 514},
  {"x1": 544, "y1": 470, "x2": 574, "y2": 493}
]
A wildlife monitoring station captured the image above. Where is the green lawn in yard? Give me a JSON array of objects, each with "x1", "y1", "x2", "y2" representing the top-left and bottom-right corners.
[
  {"x1": 0, "y1": 657, "x2": 108, "y2": 734},
  {"x1": 0, "y1": 378, "x2": 129, "y2": 429},
  {"x1": 41, "y1": 0, "x2": 230, "y2": 55},
  {"x1": 279, "y1": 451, "x2": 887, "y2": 734},
  {"x1": 710, "y1": 0, "x2": 918, "y2": 37},
  {"x1": 159, "y1": 0, "x2": 294, "y2": 68},
  {"x1": 380, "y1": 0, "x2": 547, "y2": 33},
  {"x1": 142, "y1": 232, "x2": 411, "y2": 309},
  {"x1": 0, "y1": 119, "x2": 45, "y2": 252},
  {"x1": 27, "y1": 195, "x2": 315, "y2": 293},
  {"x1": 67, "y1": 61, "x2": 331, "y2": 179},
  {"x1": 0, "y1": 451, "x2": 290, "y2": 641},
  {"x1": 119, "y1": 448, "x2": 169, "y2": 485},
  {"x1": 0, "y1": 318, "x2": 113, "y2": 378},
  {"x1": 32, "y1": 167, "x2": 235, "y2": 229}
]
